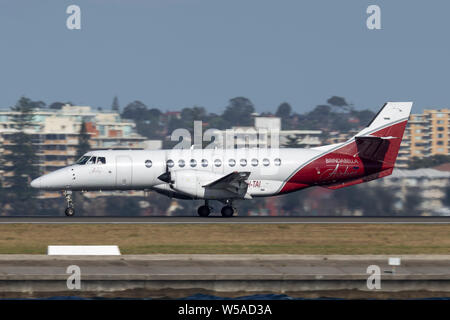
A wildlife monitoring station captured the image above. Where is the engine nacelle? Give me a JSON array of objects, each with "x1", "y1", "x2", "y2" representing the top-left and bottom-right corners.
[{"x1": 170, "y1": 170, "x2": 214, "y2": 198}]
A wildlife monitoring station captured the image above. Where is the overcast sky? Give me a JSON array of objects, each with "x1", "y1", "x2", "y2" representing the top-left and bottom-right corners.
[{"x1": 0, "y1": 0, "x2": 449, "y2": 114}]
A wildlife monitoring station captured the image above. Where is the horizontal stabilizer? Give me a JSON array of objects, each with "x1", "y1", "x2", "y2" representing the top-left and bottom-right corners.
[{"x1": 354, "y1": 136, "x2": 391, "y2": 162}]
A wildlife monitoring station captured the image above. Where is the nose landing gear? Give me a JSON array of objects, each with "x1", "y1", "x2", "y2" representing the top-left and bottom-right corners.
[{"x1": 63, "y1": 190, "x2": 75, "y2": 217}]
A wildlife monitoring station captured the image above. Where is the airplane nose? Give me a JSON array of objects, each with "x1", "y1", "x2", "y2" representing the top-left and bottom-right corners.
[
  {"x1": 30, "y1": 168, "x2": 73, "y2": 190},
  {"x1": 30, "y1": 177, "x2": 41, "y2": 189}
]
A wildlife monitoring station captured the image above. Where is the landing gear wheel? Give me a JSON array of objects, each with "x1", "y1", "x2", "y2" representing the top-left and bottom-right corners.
[
  {"x1": 63, "y1": 190, "x2": 75, "y2": 217},
  {"x1": 65, "y1": 207, "x2": 75, "y2": 217},
  {"x1": 197, "y1": 205, "x2": 211, "y2": 217},
  {"x1": 221, "y1": 205, "x2": 234, "y2": 217}
]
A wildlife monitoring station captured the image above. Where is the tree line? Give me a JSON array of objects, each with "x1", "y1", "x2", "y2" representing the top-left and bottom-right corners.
[{"x1": 119, "y1": 96, "x2": 377, "y2": 145}]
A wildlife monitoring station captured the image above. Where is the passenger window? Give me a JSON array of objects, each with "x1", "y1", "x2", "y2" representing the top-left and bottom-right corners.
[
  {"x1": 178, "y1": 159, "x2": 185, "y2": 168},
  {"x1": 87, "y1": 156, "x2": 96, "y2": 164},
  {"x1": 263, "y1": 158, "x2": 270, "y2": 166},
  {"x1": 240, "y1": 159, "x2": 247, "y2": 167},
  {"x1": 201, "y1": 159, "x2": 208, "y2": 167},
  {"x1": 98, "y1": 157, "x2": 106, "y2": 165},
  {"x1": 190, "y1": 159, "x2": 197, "y2": 167},
  {"x1": 274, "y1": 158, "x2": 281, "y2": 166},
  {"x1": 251, "y1": 159, "x2": 258, "y2": 166},
  {"x1": 167, "y1": 159, "x2": 174, "y2": 168},
  {"x1": 228, "y1": 159, "x2": 236, "y2": 167},
  {"x1": 214, "y1": 159, "x2": 222, "y2": 167}
]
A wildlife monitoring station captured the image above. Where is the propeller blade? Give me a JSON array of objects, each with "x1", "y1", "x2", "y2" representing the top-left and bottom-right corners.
[{"x1": 158, "y1": 172, "x2": 172, "y2": 183}]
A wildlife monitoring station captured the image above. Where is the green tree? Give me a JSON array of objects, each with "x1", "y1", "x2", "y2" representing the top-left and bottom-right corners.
[
  {"x1": 350, "y1": 109, "x2": 375, "y2": 127},
  {"x1": 327, "y1": 96, "x2": 351, "y2": 111},
  {"x1": 275, "y1": 102, "x2": 292, "y2": 119},
  {"x1": 180, "y1": 106, "x2": 207, "y2": 124},
  {"x1": 2, "y1": 97, "x2": 40, "y2": 214},
  {"x1": 76, "y1": 121, "x2": 91, "y2": 159},
  {"x1": 121, "y1": 100, "x2": 148, "y2": 120},
  {"x1": 111, "y1": 96, "x2": 120, "y2": 112},
  {"x1": 121, "y1": 101, "x2": 167, "y2": 139},
  {"x1": 222, "y1": 97, "x2": 255, "y2": 127},
  {"x1": 276, "y1": 102, "x2": 292, "y2": 129},
  {"x1": 49, "y1": 102, "x2": 65, "y2": 110}
]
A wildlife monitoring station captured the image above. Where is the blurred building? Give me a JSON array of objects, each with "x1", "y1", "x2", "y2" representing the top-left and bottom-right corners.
[
  {"x1": 0, "y1": 105, "x2": 151, "y2": 174},
  {"x1": 326, "y1": 130, "x2": 359, "y2": 145},
  {"x1": 211, "y1": 116, "x2": 322, "y2": 149},
  {"x1": 0, "y1": 105, "x2": 157, "y2": 198},
  {"x1": 397, "y1": 109, "x2": 450, "y2": 168},
  {"x1": 370, "y1": 168, "x2": 450, "y2": 215}
]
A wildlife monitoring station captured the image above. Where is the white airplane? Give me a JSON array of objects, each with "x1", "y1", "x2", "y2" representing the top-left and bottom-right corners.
[{"x1": 31, "y1": 102, "x2": 412, "y2": 217}]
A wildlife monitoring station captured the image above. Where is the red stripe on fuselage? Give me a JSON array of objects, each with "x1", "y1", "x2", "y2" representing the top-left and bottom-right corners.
[{"x1": 278, "y1": 120, "x2": 408, "y2": 194}]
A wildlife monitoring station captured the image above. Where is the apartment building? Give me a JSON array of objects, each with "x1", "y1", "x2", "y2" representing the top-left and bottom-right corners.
[
  {"x1": 397, "y1": 109, "x2": 450, "y2": 168},
  {"x1": 0, "y1": 105, "x2": 149, "y2": 174}
]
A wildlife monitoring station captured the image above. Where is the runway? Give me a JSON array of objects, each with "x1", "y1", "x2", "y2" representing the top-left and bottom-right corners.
[{"x1": 0, "y1": 216, "x2": 449, "y2": 224}]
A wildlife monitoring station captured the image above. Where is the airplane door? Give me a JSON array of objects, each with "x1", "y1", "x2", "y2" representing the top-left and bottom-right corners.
[{"x1": 116, "y1": 156, "x2": 132, "y2": 187}]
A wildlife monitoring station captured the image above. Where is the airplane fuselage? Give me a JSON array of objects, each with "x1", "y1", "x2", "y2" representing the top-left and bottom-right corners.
[{"x1": 31, "y1": 148, "x2": 325, "y2": 199}]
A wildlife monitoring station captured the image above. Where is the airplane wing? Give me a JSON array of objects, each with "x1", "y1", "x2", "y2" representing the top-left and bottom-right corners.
[{"x1": 203, "y1": 171, "x2": 252, "y2": 198}]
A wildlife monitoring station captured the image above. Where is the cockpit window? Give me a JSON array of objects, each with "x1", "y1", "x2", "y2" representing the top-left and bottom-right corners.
[
  {"x1": 97, "y1": 157, "x2": 106, "y2": 164},
  {"x1": 76, "y1": 155, "x2": 105, "y2": 165},
  {"x1": 87, "y1": 156, "x2": 97, "y2": 164},
  {"x1": 76, "y1": 156, "x2": 90, "y2": 165}
]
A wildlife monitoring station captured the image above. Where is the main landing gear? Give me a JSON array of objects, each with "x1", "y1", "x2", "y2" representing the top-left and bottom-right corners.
[
  {"x1": 197, "y1": 200, "x2": 211, "y2": 217},
  {"x1": 197, "y1": 200, "x2": 237, "y2": 217},
  {"x1": 64, "y1": 190, "x2": 75, "y2": 217},
  {"x1": 220, "y1": 205, "x2": 234, "y2": 217},
  {"x1": 221, "y1": 200, "x2": 237, "y2": 218}
]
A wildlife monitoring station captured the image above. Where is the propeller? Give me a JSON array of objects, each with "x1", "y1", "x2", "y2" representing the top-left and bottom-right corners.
[{"x1": 158, "y1": 163, "x2": 173, "y2": 184}]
